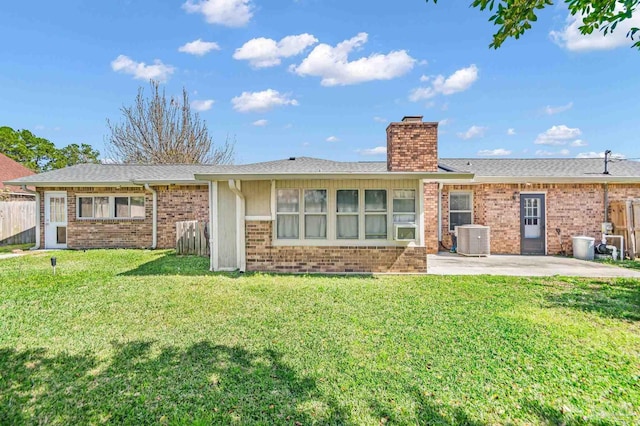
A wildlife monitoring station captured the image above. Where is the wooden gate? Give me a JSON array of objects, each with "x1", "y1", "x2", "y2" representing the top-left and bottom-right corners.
[
  {"x1": 176, "y1": 220, "x2": 209, "y2": 256},
  {"x1": 0, "y1": 201, "x2": 36, "y2": 246},
  {"x1": 609, "y1": 200, "x2": 640, "y2": 259}
]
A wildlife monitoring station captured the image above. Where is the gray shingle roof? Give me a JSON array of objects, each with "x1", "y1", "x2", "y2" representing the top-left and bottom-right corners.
[
  {"x1": 5, "y1": 156, "x2": 640, "y2": 186},
  {"x1": 439, "y1": 158, "x2": 640, "y2": 177}
]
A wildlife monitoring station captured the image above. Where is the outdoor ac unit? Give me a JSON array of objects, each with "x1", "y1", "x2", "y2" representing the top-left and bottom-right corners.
[
  {"x1": 394, "y1": 223, "x2": 417, "y2": 241},
  {"x1": 456, "y1": 225, "x2": 490, "y2": 256}
]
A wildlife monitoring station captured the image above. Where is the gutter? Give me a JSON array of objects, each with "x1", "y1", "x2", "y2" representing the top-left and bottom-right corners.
[
  {"x1": 143, "y1": 184, "x2": 158, "y2": 249},
  {"x1": 194, "y1": 172, "x2": 475, "y2": 181},
  {"x1": 21, "y1": 185, "x2": 40, "y2": 250},
  {"x1": 227, "y1": 179, "x2": 246, "y2": 272}
]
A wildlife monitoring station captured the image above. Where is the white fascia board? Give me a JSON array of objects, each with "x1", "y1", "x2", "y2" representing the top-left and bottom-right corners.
[
  {"x1": 194, "y1": 172, "x2": 474, "y2": 181},
  {"x1": 471, "y1": 176, "x2": 640, "y2": 184}
]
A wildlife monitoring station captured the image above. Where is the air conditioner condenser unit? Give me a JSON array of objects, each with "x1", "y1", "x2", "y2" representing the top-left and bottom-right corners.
[{"x1": 456, "y1": 225, "x2": 490, "y2": 256}]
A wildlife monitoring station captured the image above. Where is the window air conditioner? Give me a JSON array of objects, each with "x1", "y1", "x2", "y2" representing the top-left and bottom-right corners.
[
  {"x1": 456, "y1": 225, "x2": 490, "y2": 256},
  {"x1": 394, "y1": 223, "x2": 417, "y2": 241}
]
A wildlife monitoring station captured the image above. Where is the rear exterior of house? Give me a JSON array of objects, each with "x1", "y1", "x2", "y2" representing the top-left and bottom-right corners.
[{"x1": 5, "y1": 116, "x2": 640, "y2": 273}]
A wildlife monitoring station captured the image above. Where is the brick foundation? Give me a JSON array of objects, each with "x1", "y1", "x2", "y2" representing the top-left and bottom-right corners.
[{"x1": 246, "y1": 221, "x2": 427, "y2": 273}]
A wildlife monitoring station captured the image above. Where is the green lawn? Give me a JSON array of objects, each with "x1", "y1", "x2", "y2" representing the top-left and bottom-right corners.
[
  {"x1": 1, "y1": 250, "x2": 639, "y2": 425},
  {"x1": 0, "y1": 243, "x2": 33, "y2": 254}
]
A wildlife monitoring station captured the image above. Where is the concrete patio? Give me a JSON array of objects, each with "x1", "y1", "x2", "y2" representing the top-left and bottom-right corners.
[{"x1": 427, "y1": 252, "x2": 640, "y2": 278}]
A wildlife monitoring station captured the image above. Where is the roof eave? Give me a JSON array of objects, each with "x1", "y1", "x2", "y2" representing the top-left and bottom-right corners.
[
  {"x1": 4, "y1": 179, "x2": 206, "y2": 187},
  {"x1": 194, "y1": 172, "x2": 475, "y2": 181},
  {"x1": 471, "y1": 176, "x2": 640, "y2": 184}
]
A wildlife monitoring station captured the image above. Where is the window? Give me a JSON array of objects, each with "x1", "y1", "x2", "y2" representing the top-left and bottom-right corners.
[
  {"x1": 365, "y1": 189, "x2": 387, "y2": 239},
  {"x1": 449, "y1": 192, "x2": 472, "y2": 231},
  {"x1": 393, "y1": 189, "x2": 416, "y2": 240},
  {"x1": 77, "y1": 196, "x2": 145, "y2": 219},
  {"x1": 336, "y1": 190, "x2": 358, "y2": 239},
  {"x1": 393, "y1": 189, "x2": 416, "y2": 224},
  {"x1": 304, "y1": 190, "x2": 327, "y2": 239},
  {"x1": 276, "y1": 189, "x2": 299, "y2": 239}
]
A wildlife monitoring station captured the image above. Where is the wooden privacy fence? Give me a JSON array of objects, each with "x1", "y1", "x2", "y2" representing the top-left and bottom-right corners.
[
  {"x1": 609, "y1": 200, "x2": 640, "y2": 260},
  {"x1": 176, "y1": 220, "x2": 209, "y2": 256},
  {"x1": 0, "y1": 201, "x2": 36, "y2": 246}
]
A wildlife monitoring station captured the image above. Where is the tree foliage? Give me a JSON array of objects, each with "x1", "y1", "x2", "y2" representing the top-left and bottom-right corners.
[
  {"x1": 106, "y1": 81, "x2": 234, "y2": 165},
  {"x1": 427, "y1": 0, "x2": 640, "y2": 49},
  {"x1": 0, "y1": 127, "x2": 100, "y2": 172}
]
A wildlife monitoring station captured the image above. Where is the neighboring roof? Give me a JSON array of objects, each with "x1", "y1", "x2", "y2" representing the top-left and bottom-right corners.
[
  {"x1": 0, "y1": 153, "x2": 35, "y2": 194},
  {"x1": 4, "y1": 156, "x2": 640, "y2": 187},
  {"x1": 439, "y1": 158, "x2": 640, "y2": 182},
  {"x1": 4, "y1": 157, "x2": 468, "y2": 186}
]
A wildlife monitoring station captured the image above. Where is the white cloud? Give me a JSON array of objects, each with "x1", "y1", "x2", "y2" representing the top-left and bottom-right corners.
[
  {"x1": 577, "y1": 151, "x2": 625, "y2": 159},
  {"x1": 234, "y1": 34, "x2": 318, "y2": 68},
  {"x1": 358, "y1": 146, "x2": 387, "y2": 156},
  {"x1": 326, "y1": 136, "x2": 339, "y2": 142},
  {"x1": 111, "y1": 55, "x2": 175, "y2": 82},
  {"x1": 291, "y1": 32, "x2": 415, "y2": 86},
  {"x1": 571, "y1": 139, "x2": 587, "y2": 147},
  {"x1": 534, "y1": 125, "x2": 582, "y2": 145},
  {"x1": 231, "y1": 89, "x2": 299, "y2": 113},
  {"x1": 536, "y1": 149, "x2": 571, "y2": 156},
  {"x1": 182, "y1": 0, "x2": 253, "y2": 27},
  {"x1": 544, "y1": 101, "x2": 573, "y2": 115},
  {"x1": 191, "y1": 99, "x2": 215, "y2": 111},
  {"x1": 179, "y1": 39, "x2": 221, "y2": 56},
  {"x1": 550, "y1": 10, "x2": 640, "y2": 51},
  {"x1": 507, "y1": 128, "x2": 516, "y2": 136},
  {"x1": 252, "y1": 119, "x2": 268, "y2": 126},
  {"x1": 409, "y1": 64, "x2": 479, "y2": 101},
  {"x1": 438, "y1": 118, "x2": 451, "y2": 126},
  {"x1": 457, "y1": 125, "x2": 487, "y2": 140},
  {"x1": 419, "y1": 74, "x2": 429, "y2": 82},
  {"x1": 373, "y1": 116, "x2": 387, "y2": 123},
  {"x1": 477, "y1": 149, "x2": 511, "y2": 157}
]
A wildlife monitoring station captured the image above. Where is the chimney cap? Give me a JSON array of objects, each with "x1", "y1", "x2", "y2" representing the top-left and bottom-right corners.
[{"x1": 401, "y1": 116, "x2": 423, "y2": 122}]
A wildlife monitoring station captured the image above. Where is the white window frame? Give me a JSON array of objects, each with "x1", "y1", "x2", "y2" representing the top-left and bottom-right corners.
[
  {"x1": 276, "y1": 188, "x2": 301, "y2": 240},
  {"x1": 336, "y1": 189, "x2": 359, "y2": 240},
  {"x1": 76, "y1": 194, "x2": 146, "y2": 220},
  {"x1": 272, "y1": 184, "x2": 420, "y2": 247},
  {"x1": 303, "y1": 189, "x2": 328, "y2": 240},
  {"x1": 392, "y1": 189, "x2": 417, "y2": 241},
  {"x1": 448, "y1": 191, "x2": 473, "y2": 232},
  {"x1": 364, "y1": 189, "x2": 388, "y2": 240}
]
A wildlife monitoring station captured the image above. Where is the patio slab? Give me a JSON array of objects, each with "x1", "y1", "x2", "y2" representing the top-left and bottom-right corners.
[{"x1": 427, "y1": 252, "x2": 640, "y2": 278}]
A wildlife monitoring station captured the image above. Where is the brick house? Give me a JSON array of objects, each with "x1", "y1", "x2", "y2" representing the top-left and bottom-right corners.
[
  {"x1": 0, "y1": 153, "x2": 35, "y2": 200},
  {"x1": 6, "y1": 116, "x2": 640, "y2": 273}
]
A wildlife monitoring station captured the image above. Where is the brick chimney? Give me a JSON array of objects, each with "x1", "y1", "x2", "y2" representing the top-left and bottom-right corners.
[{"x1": 386, "y1": 116, "x2": 438, "y2": 172}]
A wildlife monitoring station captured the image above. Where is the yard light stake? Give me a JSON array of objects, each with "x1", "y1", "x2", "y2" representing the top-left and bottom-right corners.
[{"x1": 51, "y1": 257, "x2": 57, "y2": 275}]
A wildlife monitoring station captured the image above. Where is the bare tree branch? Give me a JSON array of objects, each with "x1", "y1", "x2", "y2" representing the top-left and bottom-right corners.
[{"x1": 105, "y1": 81, "x2": 235, "y2": 164}]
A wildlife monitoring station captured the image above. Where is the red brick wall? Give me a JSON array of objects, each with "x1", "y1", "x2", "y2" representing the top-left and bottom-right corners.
[
  {"x1": 246, "y1": 221, "x2": 427, "y2": 273},
  {"x1": 440, "y1": 183, "x2": 640, "y2": 255},
  {"x1": 36, "y1": 185, "x2": 208, "y2": 249},
  {"x1": 156, "y1": 185, "x2": 209, "y2": 248},
  {"x1": 386, "y1": 120, "x2": 438, "y2": 172}
]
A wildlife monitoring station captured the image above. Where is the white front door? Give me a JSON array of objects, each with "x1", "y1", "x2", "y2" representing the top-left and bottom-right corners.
[{"x1": 44, "y1": 191, "x2": 68, "y2": 249}]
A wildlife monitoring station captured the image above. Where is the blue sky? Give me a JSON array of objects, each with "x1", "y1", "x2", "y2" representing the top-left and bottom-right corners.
[{"x1": 1, "y1": 0, "x2": 639, "y2": 164}]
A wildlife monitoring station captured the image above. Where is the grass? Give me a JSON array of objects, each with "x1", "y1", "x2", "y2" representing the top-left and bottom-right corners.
[
  {"x1": 598, "y1": 257, "x2": 640, "y2": 271},
  {"x1": 0, "y1": 243, "x2": 32, "y2": 254},
  {"x1": 1, "y1": 250, "x2": 639, "y2": 425}
]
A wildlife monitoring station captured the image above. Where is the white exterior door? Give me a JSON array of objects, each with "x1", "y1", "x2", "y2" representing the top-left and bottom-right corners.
[{"x1": 44, "y1": 191, "x2": 68, "y2": 249}]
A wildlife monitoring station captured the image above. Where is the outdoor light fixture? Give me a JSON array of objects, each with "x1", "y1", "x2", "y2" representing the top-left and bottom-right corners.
[{"x1": 50, "y1": 257, "x2": 57, "y2": 275}]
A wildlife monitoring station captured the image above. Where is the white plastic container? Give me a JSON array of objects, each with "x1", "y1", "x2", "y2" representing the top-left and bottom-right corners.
[{"x1": 572, "y1": 236, "x2": 595, "y2": 260}]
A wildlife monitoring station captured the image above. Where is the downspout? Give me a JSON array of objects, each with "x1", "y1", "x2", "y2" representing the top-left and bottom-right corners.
[
  {"x1": 144, "y1": 184, "x2": 158, "y2": 249},
  {"x1": 21, "y1": 185, "x2": 40, "y2": 249},
  {"x1": 437, "y1": 182, "x2": 443, "y2": 244},
  {"x1": 228, "y1": 179, "x2": 246, "y2": 272},
  {"x1": 603, "y1": 182, "x2": 609, "y2": 223}
]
